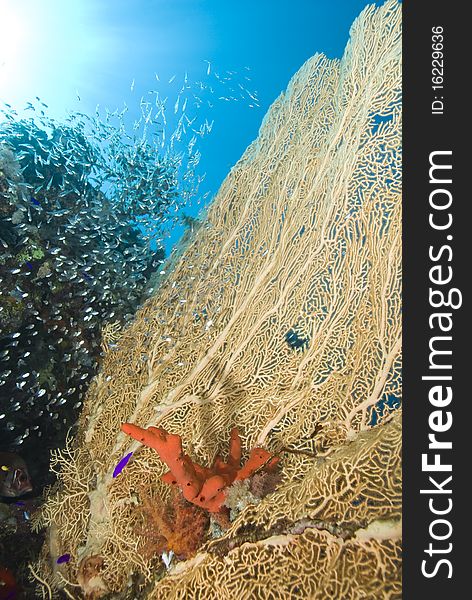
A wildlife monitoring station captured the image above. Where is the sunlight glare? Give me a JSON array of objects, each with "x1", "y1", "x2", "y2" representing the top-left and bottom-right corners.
[
  {"x1": 0, "y1": 1, "x2": 33, "y2": 94},
  {"x1": 0, "y1": 0, "x2": 109, "y2": 118}
]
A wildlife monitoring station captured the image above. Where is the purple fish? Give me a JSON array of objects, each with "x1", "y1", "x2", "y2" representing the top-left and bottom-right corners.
[
  {"x1": 113, "y1": 452, "x2": 133, "y2": 478},
  {"x1": 56, "y1": 553, "x2": 71, "y2": 564}
]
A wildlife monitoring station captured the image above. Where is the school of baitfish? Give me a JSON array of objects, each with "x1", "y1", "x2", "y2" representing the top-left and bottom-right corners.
[{"x1": 0, "y1": 63, "x2": 260, "y2": 491}]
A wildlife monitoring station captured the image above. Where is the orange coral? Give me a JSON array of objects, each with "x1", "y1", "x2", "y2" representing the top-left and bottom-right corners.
[
  {"x1": 136, "y1": 487, "x2": 209, "y2": 560},
  {"x1": 121, "y1": 424, "x2": 279, "y2": 513}
]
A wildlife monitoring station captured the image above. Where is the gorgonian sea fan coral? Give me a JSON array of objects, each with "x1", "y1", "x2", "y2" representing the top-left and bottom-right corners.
[{"x1": 35, "y1": 2, "x2": 402, "y2": 598}]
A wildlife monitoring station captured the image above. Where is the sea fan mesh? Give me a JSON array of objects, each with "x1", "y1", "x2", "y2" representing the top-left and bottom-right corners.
[{"x1": 36, "y1": 1, "x2": 402, "y2": 597}]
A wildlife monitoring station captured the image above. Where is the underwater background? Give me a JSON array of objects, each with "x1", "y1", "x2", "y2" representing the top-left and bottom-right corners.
[{"x1": 0, "y1": 1, "x2": 398, "y2": 598}]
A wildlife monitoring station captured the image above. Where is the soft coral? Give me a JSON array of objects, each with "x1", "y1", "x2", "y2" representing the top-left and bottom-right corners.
[{"x1": 136, "y1": 487, "x2": 209, "y2": 560}]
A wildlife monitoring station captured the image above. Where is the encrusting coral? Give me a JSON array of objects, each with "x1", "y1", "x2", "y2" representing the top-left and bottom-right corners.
[
  {"x1": 34, "y1": 2, "x2": 402, "y2": 598},
  {"x1": 121, "y1": 424, "x2": 279, "y2": 513}
]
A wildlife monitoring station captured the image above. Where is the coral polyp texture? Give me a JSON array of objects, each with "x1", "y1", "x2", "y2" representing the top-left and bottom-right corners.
[{"x1": 34, "y1": 1, "x2": 402, "y2": 597}]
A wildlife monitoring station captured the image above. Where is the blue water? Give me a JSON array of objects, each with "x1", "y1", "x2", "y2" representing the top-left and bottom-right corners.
[{"x1": 0, "y1": 0, "x2": 376, "y2": 252}]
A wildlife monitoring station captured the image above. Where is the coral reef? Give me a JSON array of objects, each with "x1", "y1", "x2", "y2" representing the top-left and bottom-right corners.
[
  {"x1": 35, "y1": 1, "x2": 402, "y2": 597},
  {"x1": 0, "y1": 109, "x2": 170, "y2": 483}
]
